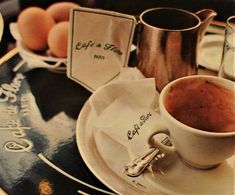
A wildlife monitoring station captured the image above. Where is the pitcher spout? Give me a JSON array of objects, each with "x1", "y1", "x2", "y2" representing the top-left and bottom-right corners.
[{"x1": 196, "y1": 9, "x2": 217, "y2": 40}]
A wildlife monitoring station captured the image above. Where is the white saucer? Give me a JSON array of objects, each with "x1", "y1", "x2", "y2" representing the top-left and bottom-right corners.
[
  {"x1": 76, "y1": 82, "x2": 235, "y2": 195},
  {"x1": 198, "y1": 34, "x2": 225, "y2": 72}
]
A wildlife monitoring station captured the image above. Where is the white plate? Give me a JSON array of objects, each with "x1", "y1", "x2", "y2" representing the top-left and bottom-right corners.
[
  {"x1": 76, "y1": 83, "x2": 235, "y2": 195},
  {"x1": 198, "y1": 34, "x2": 225, "y2": 72},
  {"x1": 17, "y1": 41, "x2": 67, "y2": 73}
]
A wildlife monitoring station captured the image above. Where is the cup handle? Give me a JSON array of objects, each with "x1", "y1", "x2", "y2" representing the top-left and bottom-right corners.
[{"x1": 148, "y1": 129, "x2": 176, "y2": 154}]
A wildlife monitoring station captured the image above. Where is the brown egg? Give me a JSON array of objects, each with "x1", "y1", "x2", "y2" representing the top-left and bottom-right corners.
[
  {"x1": 46, "y1": 2, "x2": 79, "y2": 22},
  {"x1": 17, "y1": 7, "x2": 55, "y2": 51},
  {"x1": 47, "y1": 21, "x2": 69, "y2": 58}
]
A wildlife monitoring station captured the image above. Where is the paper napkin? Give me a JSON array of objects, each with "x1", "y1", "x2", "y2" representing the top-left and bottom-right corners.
[{"x1": 91, "y1": 68, "x2": 164, "y2": 159}]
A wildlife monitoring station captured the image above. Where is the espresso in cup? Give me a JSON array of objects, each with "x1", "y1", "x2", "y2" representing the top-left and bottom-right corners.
[
  {"x1": 165, "y1": 77, "x2": 235, "y2": 133},
  {"x1": 147, "y1": 75, "x2": 235, "y2": 169}
]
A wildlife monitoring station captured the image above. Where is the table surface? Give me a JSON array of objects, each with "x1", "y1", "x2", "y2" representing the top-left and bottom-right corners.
[
  {"x1": 0, "y1": 49, "x2": 117, "y2": 195},
  {"x1": 0, "y1": 41, "x2": 218, "y2": 195}
]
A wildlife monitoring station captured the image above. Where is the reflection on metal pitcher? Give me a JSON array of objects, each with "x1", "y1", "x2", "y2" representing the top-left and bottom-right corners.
[{"x1": 137, "y1": 7, "x2": 216, "y2": 91}]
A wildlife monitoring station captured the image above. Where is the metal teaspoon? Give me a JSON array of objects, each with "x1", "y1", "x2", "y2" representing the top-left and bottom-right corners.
[{"x1": 123, "y1": 137, "x2": 171, "y2": 177}]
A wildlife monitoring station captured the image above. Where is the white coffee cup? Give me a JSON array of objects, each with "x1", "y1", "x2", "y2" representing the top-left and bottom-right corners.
[{"x1": 147, "y1": 75, "x2": 235, "y2": 169}]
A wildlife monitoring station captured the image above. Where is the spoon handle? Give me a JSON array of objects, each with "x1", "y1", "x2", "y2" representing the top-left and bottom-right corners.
[{"x1": 123, "y1": 137, "x2": 171, "y2": 177}]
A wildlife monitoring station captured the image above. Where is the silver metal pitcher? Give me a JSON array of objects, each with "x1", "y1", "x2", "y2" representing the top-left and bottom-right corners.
[{"x1": 137, "y1": 7, "x2": 217, "y2": 91}]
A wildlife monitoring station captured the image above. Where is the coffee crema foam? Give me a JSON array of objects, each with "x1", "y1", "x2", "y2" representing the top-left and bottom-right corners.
[{"x1": 165, "y1": 78, "x2": 235, "y2": 133}]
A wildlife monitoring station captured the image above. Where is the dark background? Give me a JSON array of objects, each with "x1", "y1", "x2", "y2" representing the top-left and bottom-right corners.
[
  {"x1": 0, "y1": 0, "x2": 235, "y2": 56},
  {"x1": 17, "y1": 0, "x2": 235, "y2": 21}
]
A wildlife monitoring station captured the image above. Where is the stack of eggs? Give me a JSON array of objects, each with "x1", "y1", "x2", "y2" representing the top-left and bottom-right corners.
[{"x1": 17, "y1": 2, "x2": 79, "y2": 58}]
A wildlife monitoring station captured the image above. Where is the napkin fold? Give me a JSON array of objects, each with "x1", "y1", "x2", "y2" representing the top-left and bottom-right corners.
[{"x1": 91, "y1": 68, "x2": 164, "y2": 159}]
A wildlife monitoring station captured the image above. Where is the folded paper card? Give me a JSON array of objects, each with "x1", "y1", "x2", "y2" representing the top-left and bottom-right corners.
[{"x1": 67, "y1": 7, "x2": 136, "y2": 92}]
